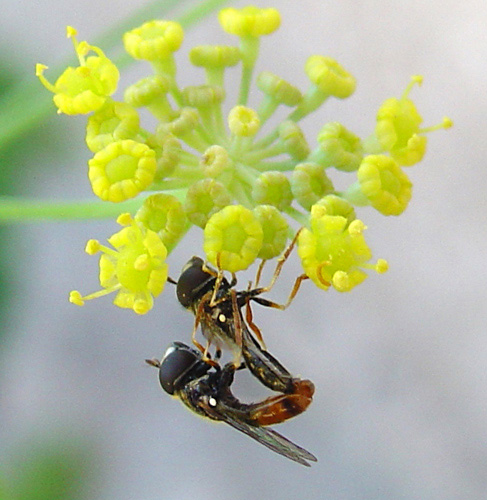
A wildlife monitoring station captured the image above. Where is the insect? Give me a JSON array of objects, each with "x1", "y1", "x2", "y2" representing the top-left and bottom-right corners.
[
  {"x1": 146, "y1": 342, "x2": 317, "y2": 466},
  {"x1": 171, "y1": 232, "x2": 312, "y2": 394}
]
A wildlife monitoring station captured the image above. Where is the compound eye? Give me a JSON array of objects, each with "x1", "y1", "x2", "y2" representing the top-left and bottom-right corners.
[
  {"x1": 159, "y1": 344, "x2": 199, "y2": 395},
  {"x1": 176, "y1": 257, "x2": 211, "y2": 308}
]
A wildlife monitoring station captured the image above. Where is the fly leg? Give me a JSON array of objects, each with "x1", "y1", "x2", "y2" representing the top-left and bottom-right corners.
[
  {"x1": 244, "y1": 229, "x2": 315, "y2": 311},
  {"x1": 251, "y1": 273, "x2": 310, "y2": 311},
  {"x1": 253, "y1": 259, "x2": 266, "y2": 288},
  {"x1": 191, "y1": 299, "x2": 219, "y2": 368},
  {"x1": 245, "y1": 293, "x2": 267, "y2": 350},
  {"x1": 253, "y1": 228, "x2": 302, "y2": 296},
  {"x1": 229, "y1": 287, "x2": 244, "y2": 369}
]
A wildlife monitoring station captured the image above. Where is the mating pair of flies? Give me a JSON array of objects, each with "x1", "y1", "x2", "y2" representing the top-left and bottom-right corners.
[{"x1": 147, "y1": 233, "x2": 318, "y2": 466}]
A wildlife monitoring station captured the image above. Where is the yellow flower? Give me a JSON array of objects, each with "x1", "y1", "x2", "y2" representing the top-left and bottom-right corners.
[
  {"x1": 357, "y1": 155, "x2": 412, "y2": 216},
  {"x1": 298, "y1": 205, "x2": 387, "y2": 292},
  {"x1": 69, "y1": 214, "x2": 168, "y2": 315},
  {"x1": 373, "y1": 76, "x2": 453, "y2": 166},
  {"x1": 88, "y1": 140, "x2": 156, "y2": 202},
  {"x1": 36, "y1": 27, "x2": 119, "y2": 115},
  {"x1": 375, "y1": 76, "x2": 424, "y2": 165}
]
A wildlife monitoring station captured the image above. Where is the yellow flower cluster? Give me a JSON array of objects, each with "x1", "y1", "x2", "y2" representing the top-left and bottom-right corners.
[{"x1": 36, "y1": 6, "x2": 450, "y2": 313}]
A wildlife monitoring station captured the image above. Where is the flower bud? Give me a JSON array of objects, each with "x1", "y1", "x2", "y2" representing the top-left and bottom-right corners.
[
  {"x1": 124, "y1": 75, "x2": 171, "y2": 108},
  {"x1": 305, "y1": 55, "x2": 356, "y2": 99},
  {"x1": 253, "y1": 205, "x2": 289, "y2": 260},
  {"x1": 88, "y1": 140, "x2": 156, "y2": 202},
  {"x1": 278, "y1": 121, "x2": 310, "y2": 160},
  {"x1": 357, "y1": 155, "x2": 412, "y2": 216},
  {"x1": 228, "y1": 105, "x2": 260, "y2": 137},
  {"x1": 200, "y1": 145, "x2": 231, "y2": 178},
  {"x1": 316, "y1": 122, "x2": 363, "y2": 171},
  {"x1": 123, "y1": 20, "x2": 184, "y2": 61},
  {"x1": 86, "y1": 101, "x2": 140, "y2": 152},
  {"x1": 291, "y1": 162, "x2": 334, "y2": 210},
  {"x1": 219, "y1": 7, "x2": 281, "y2": 37},
  {"x1": 257, "y1": 71, "x2": 302, "y2": 107},
  {"x1": 314, "y1": 195, "x2": 356, "y2": 226},
  {"x1": 136, "y1": 193, "x2": 187, "y2": 249},
  {"x1": 190, "y1": 45, "x2": 241, "y2": 68},
  {"x1": 184, "y1": 179, "x2": 232, "y2": 228},
  {"x1": 204, "y1": 205, "x2": 263, "y2": 272},
  {"x1": 252, "y1": 171, "x2": 292, "y2": 210}
]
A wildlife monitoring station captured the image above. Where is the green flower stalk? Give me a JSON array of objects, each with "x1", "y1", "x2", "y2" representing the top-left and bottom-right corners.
[{"x1": 32, "y1": 5, "x2": 451, "y2": 313}]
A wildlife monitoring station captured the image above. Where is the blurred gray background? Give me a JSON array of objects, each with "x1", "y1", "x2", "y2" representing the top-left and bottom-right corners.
[{"x1": 1, "y1": 0, "x2": 486, "y2": 499}]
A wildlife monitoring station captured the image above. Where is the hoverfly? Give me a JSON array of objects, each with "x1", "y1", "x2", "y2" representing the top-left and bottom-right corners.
[
  {"x1": 146, "y1": 342, "x2": 317, "y2": 466},
  {"x1": 171, "y1": 232, "x2": 312, "y2": 394}
]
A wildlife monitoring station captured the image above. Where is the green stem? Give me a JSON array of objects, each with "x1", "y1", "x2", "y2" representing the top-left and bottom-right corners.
[
  {"x1": 0, "y1": 0, "x2": 232, "y2": 150},
  {"x1": 252, "y1": 128, "x2": 279, "y2": 151},
  {"x1": 254, "y1": 159, "x2": 296, "y2": 172},
  {"x1": 0, "y1": 196, "x2": 145, "y2": 222},
  {"x1": 235, "y1": 162, "x2": 259, "y2": 187},
  {"x1": 287, "y1": 85, "x2": 327, "y2": 122},
  {"x1": 257, "y1": 96, "x2": 279, "y2": 126},
  {"x1": 238, "y1": 37, "x2": 259, "y2": 105},
  {"x1": 341, "y1": 182, "x2": 370, "y2": 206},
  {"x1": 243, "y1": 141, "x2": 284, "y2": 164},
  {"x1": 229, "y1": 179, "x2": 254, "y2": 209}
]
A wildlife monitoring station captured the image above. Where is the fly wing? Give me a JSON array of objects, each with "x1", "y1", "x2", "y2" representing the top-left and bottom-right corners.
[
  {"x1": 202, "y1": 400, "x2": 317, "y2": 466},
  {"x1": 220, "y1": 412, "x2": 317, "y2": 466}
]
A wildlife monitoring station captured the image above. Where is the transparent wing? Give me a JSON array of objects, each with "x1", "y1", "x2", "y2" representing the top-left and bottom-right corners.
[{"x1": 206, "y1": 403, "x2": 317, "y2": 466}]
